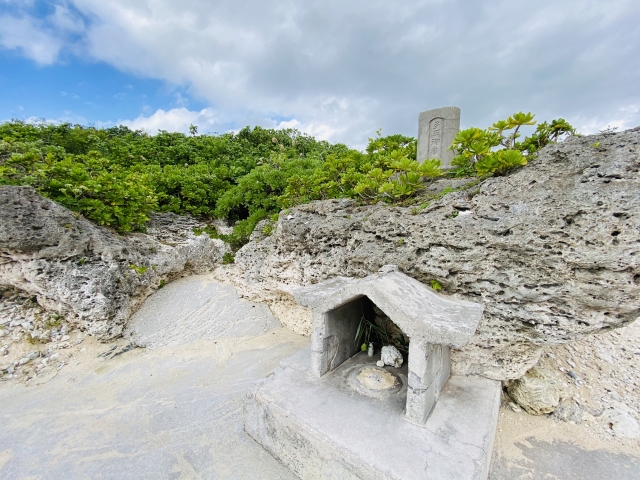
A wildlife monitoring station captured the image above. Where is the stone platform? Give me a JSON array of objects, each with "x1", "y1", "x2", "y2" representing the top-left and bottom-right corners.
[{"x1": 245, "y1": 347, "x2": 502, "y2": 480}]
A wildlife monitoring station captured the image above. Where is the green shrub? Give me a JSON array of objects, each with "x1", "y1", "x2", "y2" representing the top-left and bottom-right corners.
[
  {"x1": 474, "y1": 149, "x2": 527, "y2": 176},
  {"x1": 261, "y1": 221, "x2": 275, "y2": 236},
  {"x1": 1, "y1": 146, "x2": 157, "y2": 231},
  {"x1": 281, "y1": 132, "x2": 442, "y2": 207},
  {"x1": 0, "y1": 112, "x2": 575, "y2": 245},
  {"x1": 0, "y1": 121, "x2": 336, "y2": 234},
  {"x1": 128, "y1": 264, "x2": 149, "y2": 275},
  {"x1": 449, "y1": 113, "x2": 575, "y2": 177}
]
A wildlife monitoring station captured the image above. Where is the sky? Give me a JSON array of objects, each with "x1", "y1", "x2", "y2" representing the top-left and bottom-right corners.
[{"x1": 1, "y1": 0, "x2": 639, "y2": 148}]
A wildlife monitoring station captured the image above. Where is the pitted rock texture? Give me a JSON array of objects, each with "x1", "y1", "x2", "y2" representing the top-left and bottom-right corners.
[
  {"x1": 0, "y1": 186, "x2": 228, "y2": 340},
  {"x1": 506, "y1": 367, "x2": 563, "y2": 415},
  {"x1": 236, "y1": 128, "x2": 640, "y2": 380},
  {"x1": 380, "y1": 345, "x2": 403, "y2": 368}
]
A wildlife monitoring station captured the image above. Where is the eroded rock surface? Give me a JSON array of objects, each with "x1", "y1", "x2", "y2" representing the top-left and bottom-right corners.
[
  {"x1": 0, "y1": 186, "x2": 228, "y2": 340},
  {"x1": 380, "y1": 345, "x2": 404, "y2": 368},
  {"x1": 236, "y1": 128, "x2": 640, "y2": 380},
  {"x1": 507, "y1": 367, "x2": 563, "y2": 415}
]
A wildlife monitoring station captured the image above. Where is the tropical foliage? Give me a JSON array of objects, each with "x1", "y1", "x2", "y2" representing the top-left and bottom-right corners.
[
  {"x1": 0, "y1": 113, "x2": 575, "y2": 243},
  {"x1": 449, "y1": 112, "x2": 575, "y2": 177}
]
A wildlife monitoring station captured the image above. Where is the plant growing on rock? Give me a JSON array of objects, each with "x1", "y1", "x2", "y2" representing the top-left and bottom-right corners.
[
  {"x1": 0, "y1": 113, "x2": 574, "y2": 245},
  {"x1": 374, "y1": 153, "x2": 442, "y2": 200},
  {"x1": 128, "y1": 264, "x2": 149, "y2": 275},
  {"x1": 519, "y1": 118, "x2": 576, "y2": 154},
  {"x1": 282, "y1": 132, "x2": 442, "y2": 206},
  {"x1": 449, "y1": 113, "x2": 575, "y2": 177},
  {"x1": 474, "y1": 149, "x2": 527, "y2": 176}
]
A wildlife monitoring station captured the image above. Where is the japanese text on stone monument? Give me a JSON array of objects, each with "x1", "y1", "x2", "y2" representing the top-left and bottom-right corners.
[
  {"x1": 417, "y1": 107, "x2": 461, "y2": 168},
  {"x1": 429, "y1": 118, "x2": 444, "y2": 157}
]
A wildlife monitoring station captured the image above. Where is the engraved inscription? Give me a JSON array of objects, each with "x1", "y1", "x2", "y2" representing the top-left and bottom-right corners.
[
  {"x1": 417, "y1": 107, "x2": 460, "y2": 168},
  {"x1": 428, "y1": 117, "x2": 444, "y2": 158}
]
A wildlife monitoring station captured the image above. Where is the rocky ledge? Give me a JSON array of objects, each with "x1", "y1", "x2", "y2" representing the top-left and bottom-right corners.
[
  {"x1": 0, "y1": 186, "x2": 228, "y2": 341},
  {"x1": 1, "y1": 128, "x2": 638, "y2": 382},
  {"x1": 236, "y1": 127, "x2": 640, "y2": 380}
]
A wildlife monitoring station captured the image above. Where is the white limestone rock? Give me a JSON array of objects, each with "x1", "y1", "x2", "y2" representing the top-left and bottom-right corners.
[
  {"x1": 603, "y1": 407, "x2": 640, "y2": 440},
  {"x1": 236, "y1": 127, "x2": 640, "y2": 380},
  {"x1": 0, "y1": 187, "x2": 229, "y2": 341},
  {"x1": 380, "y1": 345, "x2": 403, "y2": 368},
  {"x1": 506, "y1": 367, "x2": 563, "y2": 415}
]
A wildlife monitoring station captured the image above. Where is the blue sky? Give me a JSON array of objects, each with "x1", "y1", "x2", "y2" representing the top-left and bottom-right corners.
[
  {"x1": 0, "y1": 52, "x2": 210, "y2": 126},
  {"x1": 1, "y1": 0, "x2": 639, "y2": 147}
]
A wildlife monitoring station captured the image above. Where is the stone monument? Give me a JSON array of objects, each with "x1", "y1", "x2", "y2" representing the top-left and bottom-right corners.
[{"x1": 417, "y1": 106, "x2": 461, "y2": 169}]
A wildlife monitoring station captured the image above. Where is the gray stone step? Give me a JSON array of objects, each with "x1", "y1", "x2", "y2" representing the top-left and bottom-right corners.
[{"x1": 245, "y1": 348, "x2": 502, "y2": 480}]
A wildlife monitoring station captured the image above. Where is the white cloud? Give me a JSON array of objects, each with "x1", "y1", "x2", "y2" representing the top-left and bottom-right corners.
[
  {"x1": 119, "y1": 105, "x2": 352, "y2": 144},
  {"x1": 121, "y1": 107, "x2": 224, "y2": 134},
  {"x1": 2, "y1": 0, "x2": 640, "y2": 141},
  {"x1": 0, "y1": 3, "x2": 85, "y2": 64},
  {"x1": 50, "y1": 5, "x2": 84, "y2": 33},
  {"x1": 275, "y1": 119, "x2": 340, "y2": 143},
  {"x1": 0, "y1": 14, "x2": 62, "y2": 64},
  {"x1": 19, "y1": 112, "x2": 90, "y2": 125},
  {"x1": 576, "y1": 104, "x2": 640, "y2": 135}
]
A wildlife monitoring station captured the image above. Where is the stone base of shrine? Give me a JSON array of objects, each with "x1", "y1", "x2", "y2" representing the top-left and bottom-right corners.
[{"x1": 244, "y1": 347, "x2": 502, "y2": 480}]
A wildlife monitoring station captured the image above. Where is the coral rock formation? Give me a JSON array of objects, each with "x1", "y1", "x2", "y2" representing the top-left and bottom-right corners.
[
  {"x1": 380, "y1": 345, "x2": 404, "y2": 368},
  {"x1": 0, "y1": 186, "x2": 227, "y2": 340},
  {"x1": 236, "y1": 128, "x2": 640, "y2": 380},
  {"x1": 507, "y1": 367, "x2": 563, "y2": 415}
]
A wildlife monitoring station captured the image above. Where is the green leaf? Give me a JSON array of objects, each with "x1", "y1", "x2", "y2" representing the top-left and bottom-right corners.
[
  {"x1": 417, "y1": 159, "x2": 442, "y2": 178},
  {"x1": 489, "y1": 119, "x2": 510, "y2": 133},
  {"x1": 378, "y1": 182, "x2": 395, "y2": 193},
  {"x1": 508, "y1": 112, "x2": 536, "y2": 128}
]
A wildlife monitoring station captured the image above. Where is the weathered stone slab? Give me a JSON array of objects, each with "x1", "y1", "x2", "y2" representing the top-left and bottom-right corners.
[
  {"x1": 417, "y1": 106, "x2": 461, "y2": 168},
  {"x1": 310, "y1": 299, "x2": 364, "y2": 377},
  {"x1": 293, "y1": 267, "x2": 484, "y2": 348},
  {"x1": 406, "y1": 342, "x2": 451, "y2": 423},
  {"x1": 245, "y1": 349, "x2": 502, "y2": 480}
]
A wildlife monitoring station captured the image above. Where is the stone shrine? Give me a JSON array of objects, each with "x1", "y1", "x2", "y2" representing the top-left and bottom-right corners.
[
  {"x1": 292, "y1": 265, "x2": 483, "y2": 423},
  {"x1": 417, "y1": 106, "x2": 461, "y2": 168},
  {"x1": 244, "y1": 266, "x2": 502, "y2": 479}
]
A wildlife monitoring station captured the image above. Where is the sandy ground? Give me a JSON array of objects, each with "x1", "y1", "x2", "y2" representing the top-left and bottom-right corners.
[
  {"x1": 491, "y1": 319, "x2": 640, "y2": 479},
  {"x1": 1, "y1": 276, "x2": 639, "y2": 479},
  {"x1": 0, "y1": 312, "x2": 306, "y2": 478}
]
